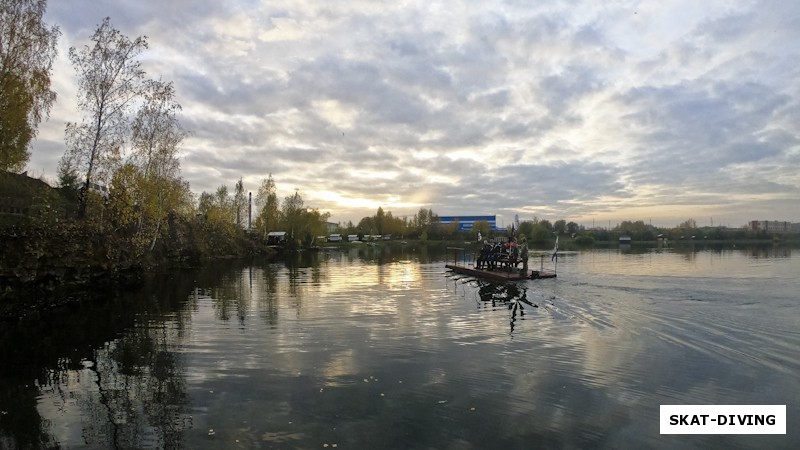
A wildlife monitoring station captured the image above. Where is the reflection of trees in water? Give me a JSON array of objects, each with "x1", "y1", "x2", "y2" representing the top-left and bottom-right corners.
[
  {"x1": 0, "y1": 273, "x2": 197, "y2": 449},
  {"x1": 0, "y1": 383, "x2": 59, "y2": 449},
  {"x1": 78, "y1": 277, "x2": 195, "y2": 449},
  {"x1": 669, "y1": 243, "x2": 794, "y2": 261},
  {"x1": 258, "y1": 264, "x2": 280, "y2": 327},
  {"x1": 199, "y1": 259, "x2": 261, "y2": 324},
  {"x1": 78, "y1": 321, "x2": 189, "y2": 449},
  {"x1": 744, "y1": 245, "x2": 792, "y2": 259}
]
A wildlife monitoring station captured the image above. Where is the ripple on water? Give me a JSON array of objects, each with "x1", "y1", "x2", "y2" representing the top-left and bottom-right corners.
[{"x1": 6, "y1": 250, "x2": 798, "y2": 450}]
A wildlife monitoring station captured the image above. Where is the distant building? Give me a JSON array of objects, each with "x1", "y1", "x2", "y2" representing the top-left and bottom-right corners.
[
  {"x1": 750, "y1": 220, "x2": 792, "y2": 233},
  {"x1": 438, "y1": 215, "x2": 498, "y2": 231},
  {"x1": 326, "y1": 222, "x2": 338, "y2": 233}
]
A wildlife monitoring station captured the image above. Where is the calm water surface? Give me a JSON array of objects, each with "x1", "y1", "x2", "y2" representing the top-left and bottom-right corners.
[{"x1": 1, "y1": 244, "x2": 798, "y2": 449}]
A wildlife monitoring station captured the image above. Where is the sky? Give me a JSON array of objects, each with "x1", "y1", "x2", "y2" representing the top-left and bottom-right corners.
[{"x1": 27, "y1": 0, "x2": 800, "y2": 228}]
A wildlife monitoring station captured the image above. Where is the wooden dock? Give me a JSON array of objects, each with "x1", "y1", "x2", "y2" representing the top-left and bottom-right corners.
[{"x1": 445, "y1": 264, "x2": 556, "y2": 282}]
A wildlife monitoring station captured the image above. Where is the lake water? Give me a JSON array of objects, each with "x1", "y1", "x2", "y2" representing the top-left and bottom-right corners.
[{"x1": 1, "y1": 244, "x2": 798, "y2": 449}]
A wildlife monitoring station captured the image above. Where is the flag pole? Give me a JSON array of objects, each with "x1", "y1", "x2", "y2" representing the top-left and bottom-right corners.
[{"x1": 552, "y1": 235, "x2": 559, "y2": 274}]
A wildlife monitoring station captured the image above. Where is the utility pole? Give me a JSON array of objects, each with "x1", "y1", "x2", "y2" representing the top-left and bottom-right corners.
[{"x1": 248, "y1": 192, "x2": 252, "y2": 229}]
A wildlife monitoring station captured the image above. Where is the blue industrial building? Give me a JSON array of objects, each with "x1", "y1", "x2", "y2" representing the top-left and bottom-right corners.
[{"x1": 438, "y1": 215, "x2": 498, "y2": 231}]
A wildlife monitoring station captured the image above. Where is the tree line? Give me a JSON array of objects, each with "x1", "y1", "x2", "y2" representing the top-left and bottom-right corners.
[{"x1": 2, "y1": 3, "x2": 334, "y2": 259}]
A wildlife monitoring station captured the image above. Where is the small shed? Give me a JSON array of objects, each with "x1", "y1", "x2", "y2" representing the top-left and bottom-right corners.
[{"x1": 267, "y1": 231, "x2": 287, "y2": 245}]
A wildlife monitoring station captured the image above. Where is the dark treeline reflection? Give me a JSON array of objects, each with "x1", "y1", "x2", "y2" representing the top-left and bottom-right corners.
[
  {"x1": 0, "y1": 244, "x2": 445, "y2": 448},
  {"x1": 616, "y1": 241, "x2": 795, "y2": 258},
  {"x1": 0, "y1": 262, "x2": 242, "y2": 449},
  {"x1": 0, "y1": 245, "x2": 450, "y2": 447}
]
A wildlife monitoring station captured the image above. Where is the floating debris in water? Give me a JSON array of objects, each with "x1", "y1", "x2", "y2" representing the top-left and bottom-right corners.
[
  {"x1": 470, "y1": 407, "x2": 476, "y2": 411},
  {"x1": 380, "y1": 393, "x2": 385, "y2": 397},
  {"x1": 208, "y1": 428, "x2": 215, "y2": 436},
  {"x1": 438, "y1": 400, "x2": 447, "y2": 404}
]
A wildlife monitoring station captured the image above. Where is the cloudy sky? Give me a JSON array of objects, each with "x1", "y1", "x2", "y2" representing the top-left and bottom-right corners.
[{"x1": 29, "y1": 0, "x2": 800, "y2": 227}]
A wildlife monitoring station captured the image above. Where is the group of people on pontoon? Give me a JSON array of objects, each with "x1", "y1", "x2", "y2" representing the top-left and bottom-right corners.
[{"x1": 476, "y1": 236, "x2": 529, "y2": 274}]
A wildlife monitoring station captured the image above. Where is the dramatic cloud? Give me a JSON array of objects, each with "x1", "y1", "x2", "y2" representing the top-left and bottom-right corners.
[{"x1": 28, "y1": 0, "x2": 800, "y2": 227}]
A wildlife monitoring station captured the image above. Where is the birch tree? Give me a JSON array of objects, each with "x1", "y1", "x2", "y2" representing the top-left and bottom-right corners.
[
  {"x1": 254, "y1": 174, "x2": 279, "y2": 238},
  {"x1": 280, "y1": 190, "x2": 330, "y2": 247},
  {"x1": 129, "y1": 79, "x2": 186, "y2": 249},
  {"x1": 0, "y1": 0, "x2": 59, "y2": 171},
  {"x1": 131, "y1": 79, "x2": 182, "y2": 182},
  {"x1": 61, "y1": 17, "x2": 147, "y2": 216}
]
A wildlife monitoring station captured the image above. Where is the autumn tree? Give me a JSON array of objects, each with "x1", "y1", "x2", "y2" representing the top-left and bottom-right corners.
[
  {"x1": 0, "y1": 0, "x2": 60, "y2": 171},
  {"x1": 528, "y1": 219, "x2": 554, "y2": 242},
  {"x1": 131, "y1": 80, "x2": 183, "y2": 180},
  {"x1": 353, "y1": 207, "x2": 408, "y2": 238},
  {"x1": 615, "y1": 220, "x2": 656, "y2": 240},
  {"x1": 254, "y1": 174, "x2": 279, "y2": 238},
  {"x1": 413, "y1": 208, "x2": 429, "y2": 231},
  {"x1": 553, "y1": 219, "x2": 567, "y2": 235},
  {"x1": 375, "y1": 207, "x2": 385, "y2": 234},
  {"x1": 412, "y1": 207, "x2": 439, "y2": 237},
  {"x1": 197, "y1": 191, "x2": 214, "y2": 220},
  {"x1": 214, "y1": 184, "x2": 233, "y2": 225},
  {"x1": 281, "y1": 190, "x2": 304, "y2": 238},
  {"x1": 280, "y1": 190, "x2": 329, "y2": 247},
  {"x1": 0, "y1": 74, "x2": 34, "y2": 171},
  {"x1": 61, "y1": 17, "x2": 147, "y2": 217},
  {"x1": 566, "y1": 221, "x2": 580, "y2": 236},
  {"x1": 381, "y1": 210, "x2": 407, "y2": 237},
  {"x1": 518, "y1": 220, "x2": 534, "y2": 240},
  {"x1": 128, "y1": 79, "x2": 187, "y2": 249},
  {"x1": 473, "y1": 220, "x2": 491, "y2": 239},
  {"x1": 356, "y1": 216, "x2": 375, "y2": 236}
]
